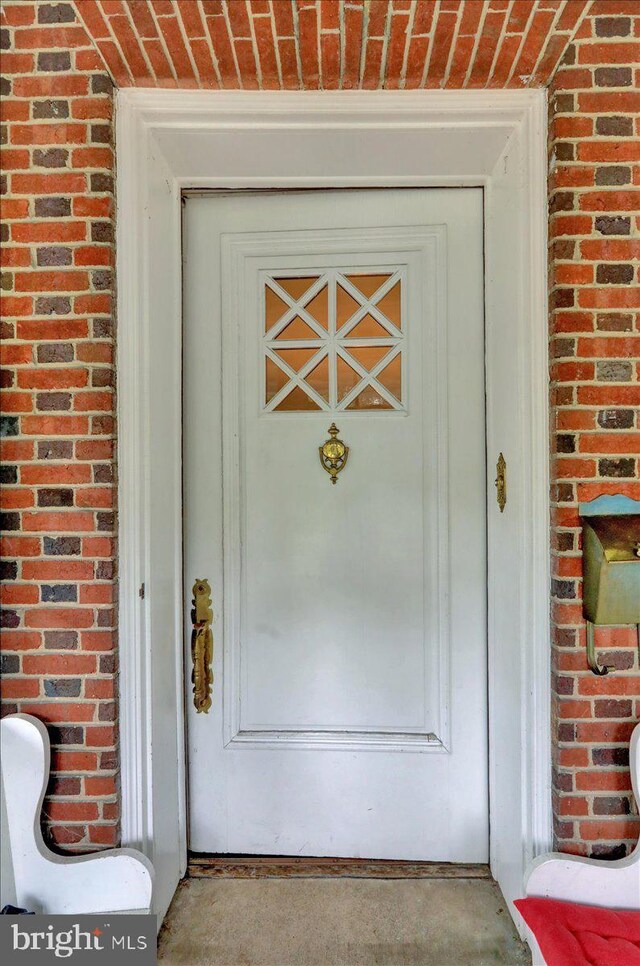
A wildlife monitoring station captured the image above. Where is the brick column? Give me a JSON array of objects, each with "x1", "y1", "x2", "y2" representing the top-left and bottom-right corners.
[
  {"x1": 549, "y1": 0, "x2": 640, "y2": 858},
  {"x1": 1, "y1": 0, "x2": 118, "y2": 850}
]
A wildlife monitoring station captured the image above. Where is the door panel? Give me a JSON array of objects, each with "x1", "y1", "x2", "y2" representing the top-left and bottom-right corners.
[
  {"x1": 184, "y1": 189, "x2": 487, "y2": 861},
  {"x1": 232, "y1": 240, "x2": 441, "y2": 746}
]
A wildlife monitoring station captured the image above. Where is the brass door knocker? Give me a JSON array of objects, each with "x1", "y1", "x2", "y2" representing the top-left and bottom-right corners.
[{"x1": 319, "y1": 423, "x2": 349, "y2": 484}]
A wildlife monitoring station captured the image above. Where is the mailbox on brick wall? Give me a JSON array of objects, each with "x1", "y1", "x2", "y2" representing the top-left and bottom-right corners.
[{"x1": 580, "y1": 496, "x2": 640, "y2": 677}]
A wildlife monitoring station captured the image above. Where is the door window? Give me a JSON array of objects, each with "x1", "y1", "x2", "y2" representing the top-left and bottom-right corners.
[{"x1": 263, "y1": 270, "x2": 405, "y2": 412}]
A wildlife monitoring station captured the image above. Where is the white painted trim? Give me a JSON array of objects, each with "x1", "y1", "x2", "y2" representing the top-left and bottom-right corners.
[
  {"x1": 524, "y1": 92, "x2": 554, "y2": 863},
  {"x1": 115, "y1": 100, "x2": 150, "y2": 858},
  {"x1": 116, "y1": 89, "x2": 551, "y2": 925}
]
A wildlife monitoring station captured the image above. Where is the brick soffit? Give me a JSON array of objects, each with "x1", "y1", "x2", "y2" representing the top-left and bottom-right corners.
[{"x1": 71, "y1": 0, "x2": 593, "y2": 92}]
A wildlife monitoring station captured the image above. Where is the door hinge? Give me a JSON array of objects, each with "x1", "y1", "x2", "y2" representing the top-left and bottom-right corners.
[{"x1": 138, "y1": 582, "x2": 145, "y2": 600}]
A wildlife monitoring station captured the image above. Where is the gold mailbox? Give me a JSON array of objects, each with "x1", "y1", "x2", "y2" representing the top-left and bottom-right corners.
[
  {"x1": 583, "y1": 515, "x2": 640, "y2": 625},
  {"x1": 580, "y1": 496, "x2": 640, "y2": 676}
]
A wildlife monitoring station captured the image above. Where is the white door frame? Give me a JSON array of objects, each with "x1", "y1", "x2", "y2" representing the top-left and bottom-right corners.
[{"x1": 115, "y1": 89, "x2": 550, "y2": 924}]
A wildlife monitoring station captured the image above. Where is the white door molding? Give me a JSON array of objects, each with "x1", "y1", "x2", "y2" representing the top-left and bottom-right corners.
[{"x1": 115, "y1": 89, "x2": 550, "y2": 925}]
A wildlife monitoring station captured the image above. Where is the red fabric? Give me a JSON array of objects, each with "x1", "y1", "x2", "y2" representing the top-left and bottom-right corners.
[{"x1": 515, "y1": 897, "x2": 640, "y2": 966}]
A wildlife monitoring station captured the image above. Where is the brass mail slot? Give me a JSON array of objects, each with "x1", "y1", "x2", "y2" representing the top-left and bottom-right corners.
[{"x1": 582, "y1": 515, "x2": 640, "y2": 626}]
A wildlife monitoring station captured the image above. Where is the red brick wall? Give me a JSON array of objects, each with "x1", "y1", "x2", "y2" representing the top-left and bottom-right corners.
[
  {"x1": 73, "y1": 0, "x2": 586, "y2": 90},
  {"x1": 549, "y1": 0, "x2": 640, "y2": 857},
  {"x1": 1, "y1": 0, "x2": 639, "y2": 859},
  {"x1": 1, "y1": 1, "x2": 118, "y2": 849}
]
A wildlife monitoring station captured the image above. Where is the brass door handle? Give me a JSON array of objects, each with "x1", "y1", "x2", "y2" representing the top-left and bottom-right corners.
[
  {"x1": 495, "y1": 453, "x2": 506, "y2": 512},
  {"x1": 191, "y1": 578, "x2": 213, "y2": 712}
]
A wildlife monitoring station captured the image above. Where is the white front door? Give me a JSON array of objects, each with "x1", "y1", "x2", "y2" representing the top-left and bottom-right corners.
[{"x1": 183, "y1": 188, "x2": 487, "y2": 862}]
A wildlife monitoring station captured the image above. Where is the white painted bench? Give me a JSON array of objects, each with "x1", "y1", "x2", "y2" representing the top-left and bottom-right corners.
[
  {"x1": 523, "y1": 721, "x2": 640, "y2": 964},
  {"x1": 1, "y1": 713, "x2": 153, "y2": 915}
]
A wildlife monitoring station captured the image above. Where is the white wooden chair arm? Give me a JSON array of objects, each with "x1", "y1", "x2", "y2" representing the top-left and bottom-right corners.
[
  {"x1": 526, "y1": 848, "x2": 640, "y2": 910},
  {"x1": 1, "y1": 713, "x2": 154, "y2": 915},
  {"x1": 522, "y1": 723, "x2": 640, "y2": 964}
]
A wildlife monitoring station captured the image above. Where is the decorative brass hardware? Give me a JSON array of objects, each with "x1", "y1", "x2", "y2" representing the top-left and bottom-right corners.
[
  {"x1": 319, "y1": 423, "x2": 349, "y2": 484},
  {"x1": 495, "y1": 453, "x2": 507, "y2": 513},
  {"x1": 191, "y1": 578, "x2": 213, "y2": 713},
  {"x1": 586, "y1": 621, "x2": 614, "y2": 677}
]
